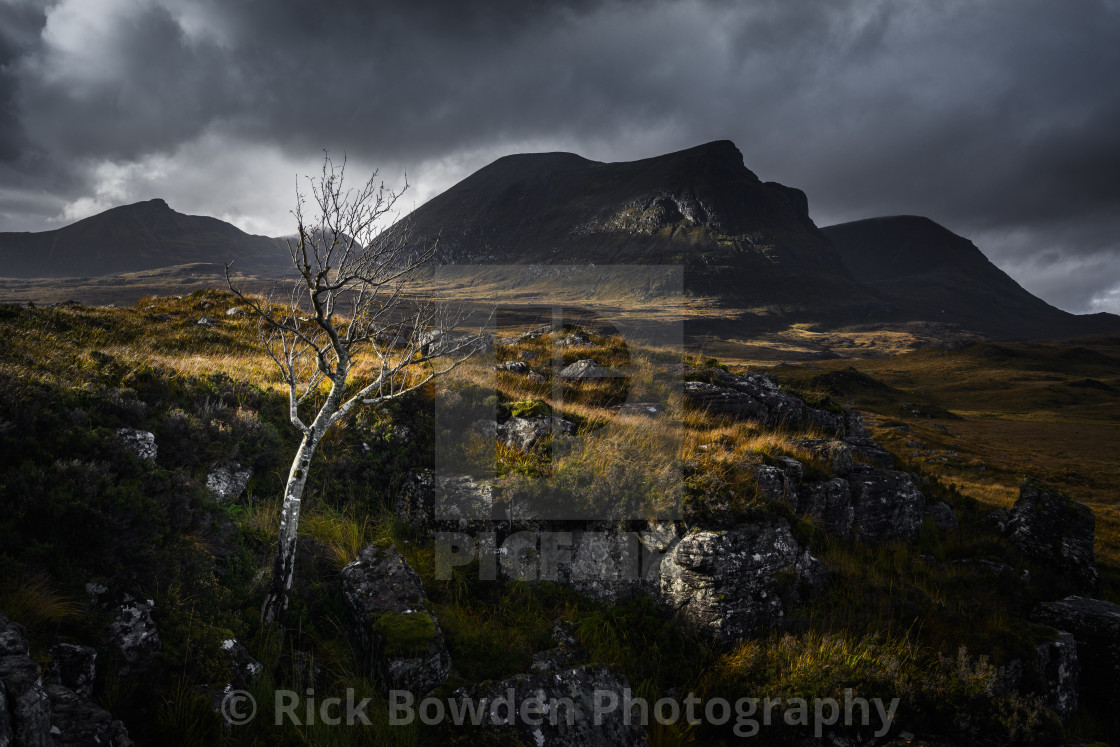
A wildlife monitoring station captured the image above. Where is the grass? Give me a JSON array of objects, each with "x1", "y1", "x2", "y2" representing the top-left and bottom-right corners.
[{"x1": 1, "y1": 294, "x2": 1118, "y2": 743}]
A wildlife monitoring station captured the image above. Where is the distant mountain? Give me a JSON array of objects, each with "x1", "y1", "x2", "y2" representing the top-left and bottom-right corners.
[
  {"x1": 391, "y1": 140, "x2": 880, "y2": 319},
  {"x1": 0, "y1": 199, "x2": 289, "y2": 278},
  {"x1": 822, "y1": 216, "x2": 1120, "y2": 339}
]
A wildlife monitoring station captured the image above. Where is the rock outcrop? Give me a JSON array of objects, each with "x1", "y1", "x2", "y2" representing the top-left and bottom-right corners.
[
  {"x1": 1032, "y1": 596, "x2": 1120, "y2": 712},
  {"x1": 106, "y1": 597, "x2": 161, "y2": 673},
  {"x1": 559, "y1": 359, "x2": 621, "y2": 380},
  {"x1": 453, "y1": 664, "x2": 648, "y2": 747},
  {"x1": 798, "y1": 478, "x2": 854, "y2": 536},
  {"x1": 1033, "y1": 630, "x2": 1079, "y2": 721},
  {"x1": 114, "y1": 428, "x2": 157, "y2": 461},
  {"x1": 846, "y1": 465, "x2": 927, "y2": 543},
  {"x1": 340, "y1": 544, "x2": 451, "y2": 695},
  {"x1": 1, "y1": 611, "x2": 132, "y2": 747},
  {"x1": 206, "y1": 463, "x2": 252, "y2": 502},
  {"x1": 394, "y1": 471, "x2": 504, "y2": 538},
  {"x1": 682, "y1": 369, "x2": 847, "y2": 435},
  {"x1": 657, "y1": 520, "x2": 826, "y2": 644},
  {"x1": 1006, "y1": 479, "x2": 1098, "y2": 592},
  {"x1": 474, "y1": 415, "x2": 578, "y2": 451}
]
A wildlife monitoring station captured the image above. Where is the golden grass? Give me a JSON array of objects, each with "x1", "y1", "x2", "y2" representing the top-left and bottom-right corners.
[{"x1": 0, "y1": 573, "x2": 82, "y2": 635}]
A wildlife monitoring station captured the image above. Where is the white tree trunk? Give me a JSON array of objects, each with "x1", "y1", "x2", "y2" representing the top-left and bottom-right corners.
[{"x1": 261, "y1": 431, "x2": 318, "y2": 625}]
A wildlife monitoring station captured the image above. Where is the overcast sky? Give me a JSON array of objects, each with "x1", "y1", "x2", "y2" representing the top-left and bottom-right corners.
[{"x1": 1, "y1": 0, "x2": 1118, "y2": 313}]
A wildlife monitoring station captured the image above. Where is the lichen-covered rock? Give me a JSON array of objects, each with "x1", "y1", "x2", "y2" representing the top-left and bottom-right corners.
[
  {"x1": 556, "y1": 527, "x2": 672, "y2": 604},
  {"x1": 1032, "y1": 596, "x2": 1120, "y2": 711},
  {"x1": 47, "y1": 643, "x2": 96, "y2": 699},
  {"x1": 616, "y1": 402, "x2": 665, "y2": 417},
  {"x1": 500, "y1": 415, "x2": 577, "y2": 451},
  {"x1": 106, "y1": 597, "x2": 161, "y2": 673},
  {"x1": 496, "y1": 360, "x2": 532, "y2": 374},
  {"x1": 221, "y1": 639, "x2": 263, "y2": 691},
  {"x1": 46, "y1": 683, "x2": 133, "y2": 746},
  {"x1": 559, "y1": 359, "x2": 621, "y2": 380},
  {"x1": 206, "y1": 463, "x2": 252, "y2": 502},
  {"x1": 754, "y1": 464, "x2": 798, "y2": 507},
  {"x1": 340, "y1": 544, "x2": 450, "y2": 695},
  {"x1": 114, "y1": 428, "x2": 157, "y2": 461},
  {"x1": 531, "y1": 620, "x2": 587, "y2": 673},
  {"x1": 455, "y1": 664, "x2": 648, "y2": 746},
  {"x1": 0, "y1": 656, "x2": 51, "y2": 747},
  {"x1": 798, "y1": 439, "x2": 853, "y2": 476},
  {"x1": 394, "y1": 470, "x2": 504, "y2": 538},
  {"x1": 682, "y1": 369, "x2": 846, "y2": 435},
  {"x1": 1007, "y1": 479, "x2": 1098, "y2": 592},
  {"x1": 0, "y1": 677, "x2": 11, "y2": 747},
  {"x1": 846, "y1": 465, "x2": 926, "y2": 543},
  {"x1": 1035, "y1": 630, "x2": 1079, "y2": 720},
  {"x1": 798, "y1": 478, "x2": 854, "y2": 536},
  {"x1": 658, "y1": 521, "x2": 826, "y2": 644},
  {"x1": 0, "y1": 612, "x2": 51, "y2": 747},
  {"x1": 924, "y1": 501, "x2": 959, "y2": 532}
]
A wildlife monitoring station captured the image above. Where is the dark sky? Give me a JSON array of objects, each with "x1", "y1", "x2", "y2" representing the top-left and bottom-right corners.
[{"x1": 1, "y1": 0, "x2": 1118, "y2": 313}]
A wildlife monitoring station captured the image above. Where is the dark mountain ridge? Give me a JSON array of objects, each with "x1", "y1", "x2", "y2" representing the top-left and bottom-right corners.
[
  {"x1": 0, "y1": 198, "x2": 288, "y2": 278},
  {"x1": 822, "y1": 216, "x2": 1120, "y2": 339},
  {"x1": 393, "y1": 140, "x2": 881, "y2": 318},
  {"x1": 0, "y1": 142, "x2": 1115, "y2": 341}
]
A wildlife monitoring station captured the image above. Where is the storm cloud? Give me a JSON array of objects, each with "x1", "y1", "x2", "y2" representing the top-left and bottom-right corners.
[{"x1": 1, "y1": 0, "x2": 1117, "y2": 312}]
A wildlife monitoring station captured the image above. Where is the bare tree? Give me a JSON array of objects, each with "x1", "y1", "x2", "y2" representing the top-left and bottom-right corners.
[{"x1": 227, "y1": 154, "x2": 483, "y2": 625}]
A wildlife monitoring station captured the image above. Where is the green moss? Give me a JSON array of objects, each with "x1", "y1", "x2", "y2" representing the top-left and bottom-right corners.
[
  {"x1": 372, "y1": 611, "x2": 437, "y2": 657},
  {"x1": 508, "y1": 399, "x2": 551, "y2": 418}
]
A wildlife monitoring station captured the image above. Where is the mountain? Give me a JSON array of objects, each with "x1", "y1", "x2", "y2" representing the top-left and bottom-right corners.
[
  {"x1": 392, "y1": 140, "x2": 880, "y2": 320},
  {"x1": 0, "y1": 198, "x2": 289, "y2": 278},
  {"x1": 822, "y1": 216, "x2": 1120, "y2": 339}
]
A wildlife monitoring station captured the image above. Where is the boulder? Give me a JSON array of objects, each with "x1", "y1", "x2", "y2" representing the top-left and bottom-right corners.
[
  {"x1": 394, "y1": 471, "x2": 504, "y2": 538},
  {"x1": 500, "y1": 416, "x2": 577, "y2": 451},
  {"x1": 1034, "y1": 630, "x2": 1079, "y2": 721},
  {"x1": 754, "y1": 464, "x2": 797, "y2": 508},
  {"x1": 799, "y1": 439, "x2": 854, "y2": 476},
  {"x1": 47, "y1": 643, "x2": 96, "y2": 699},
  {"x1": 0, "y1": 678, "x2": 10, "y2": 747},
  {"x1": 682, "y1": 370, "x2": 846, "y2": 435},
  {"x1": 798, "y1": 478, "x2": 854, "y2": 536},
  {"x1": 0, "y1": 612, "x2": 52, "y2": 747},
  {"x1": 114, "y1": 428, "x2": 157, "y2": 461},
  {"x1": 531, "y1": 620, "x2": 587, "y2": 673},
  {"x1": 658, "y1": 520, "x2": 826, "y2": 645},
  {"x1": 106, "y1": 597, "x2": 161, "y2": 673},
  {"x1": 555, "y1": 526, "x2": 673, "y2": 604},
  {"x1": 923, "y1": 501, "x2": 959, "y2": 532},
  {"x1": 454, "y1": 664, "x2": 648, "y2": 747},
  {"x1": 205, "y1": 463, "x2": 252, "y2": 502},
  {"x1": 0, "y1": 653, "x2": 52, "y2": 747},
  {"x1": 616, "y1": 402, "x2": 665, "y2": 417},
  {"x1": 196, "y1": 316, "x2": 215, "y2": 327},
  {"x1": 46, "y1": 683, "x2": 133, "y2": 746},
  {"x1": 1032, "y1": 596, "x2": 1120, "y2": 711},
  {"x1": 340, "y1": 544, "x2": 451, "y2": 695},
  {"x1": 1006, "y1": 479, "x2": 1098, "y2": 592},
  {"x1": 496, "y1": 360, "x2": 532, "y2": 375},
  {"x1": 846, "y1": 465, "x2": 926, "y2": 543},
  {"x1": 221, "y1": 639, "x2": 263, "y2": 691},
  {"x1": 559, "y1": 359, "x2": 621, "y2": 380}
]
